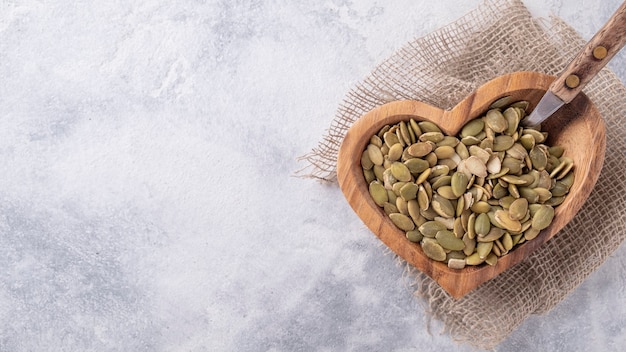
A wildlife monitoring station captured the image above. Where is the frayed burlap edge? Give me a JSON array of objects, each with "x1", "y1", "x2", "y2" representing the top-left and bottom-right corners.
[{"x1": 298, "y1": 0, "x2": 626, "y2": 349}]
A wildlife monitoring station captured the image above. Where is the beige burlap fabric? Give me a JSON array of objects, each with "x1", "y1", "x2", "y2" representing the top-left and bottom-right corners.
[{"x1": 298, "y1": 0, "x2": 626, "y2": 349}]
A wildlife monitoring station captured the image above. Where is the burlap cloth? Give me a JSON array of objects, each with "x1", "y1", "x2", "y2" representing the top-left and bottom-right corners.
[{"x1": 298, "y1": 0, "x2": 626, "y2": 349}]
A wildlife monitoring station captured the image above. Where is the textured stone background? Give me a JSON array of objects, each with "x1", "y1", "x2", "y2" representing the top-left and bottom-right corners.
[{"x1": 1, "y1": 1, "x2": 624, "y2": 350}]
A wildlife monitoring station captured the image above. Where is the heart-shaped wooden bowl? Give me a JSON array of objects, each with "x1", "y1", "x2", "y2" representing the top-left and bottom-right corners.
[{"x1": 337, "y1": 71, "x2": 605, "y2": 299}]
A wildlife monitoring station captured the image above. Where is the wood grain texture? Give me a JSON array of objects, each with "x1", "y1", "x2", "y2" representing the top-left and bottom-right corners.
[
  {"x1": 336, "y1": 71, "x2": 605, "y2": 299},
  {"x1": 550, "y1": 1, "x2": 626, "y2": 103}
]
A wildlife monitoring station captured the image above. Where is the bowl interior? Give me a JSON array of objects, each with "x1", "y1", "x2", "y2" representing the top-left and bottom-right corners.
[{"x1": 336, "y1": 72, "x2": 606, "y2": 299}]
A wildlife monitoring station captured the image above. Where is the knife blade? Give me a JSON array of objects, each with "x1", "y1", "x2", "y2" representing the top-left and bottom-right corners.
[
  {"x1": 522, "y1": 90, "x2": 564, "y2": 127},
  {"x1": 520, "y1": 0, "x2": 626, "y2": 127}
]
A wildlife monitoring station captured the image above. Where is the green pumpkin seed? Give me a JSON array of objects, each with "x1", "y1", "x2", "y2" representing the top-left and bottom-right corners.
[
  {"x1": 474, "y1": 213, "x2": 491, "y2": 236},
  {"x1": 425, "y1": 152, "x2": 438, "y2": 167},
  {"x1": 367, "y1": 144, "x2": 384, "y2": 166},
  {"x1": 370, "y1": 135, "x2": 383, "y2": 148},
  {"x1": 369, "y1": 181, "x2": 388, "y2": 206},
  {"x1": 550, "y1": 181, "x2": 569, "y2": 197},
  {"x1": 519, "y1": 187, "x2": 539, "y2": 204},
  {"x1": 418, "y1": 121, "x2": 442, "y2": 133},
  {"x1": 431, "y1": 194, "x2": 455, "y2": 218},
  {"x1": 419, "y1": 220, "x2": 447, "y2": 238},
  {"x1": 419, "y1": 131, "x2": 445, "y2": 143},
  {"x1": 533, "y1": 187, "x2": 552, "y2": 203},
  {"x1": 489, "y1": 96, "x2": 513, "y2": 109},
  {"x1": 407, "y1": 142, "x2": 432, "y2": 157},
  {"x1": 532, "y1": 205, "x2": 554, "y2": 230},
  {"x1": 548, "y1": 145, "x2": 565, "y2": 158},
  {"x1": 437, "y1": 185, "x2": 457, "y2": 200},
  {"x1": 470, "y1": 201, "x2": 491, "y2": 213},
  {"x1": 406, "y1": 230, "x2": 423, "y2": 243},
  {"x1": 560, "y1": 171, "x2": 575, "y2": 188},
  {"x1": 399, "y1": 182, "x2": 419, "y2": 201},
  {"x1": 509, "y1": 198, "x2": 528, "y2": 220},
  {"x1": 387, "y1": 143, "x2": 404, "y2": 161},
  {"x1": 493, "y1": 135, "x2": 515, "y2": 152},
  {"x1": 502, "y1": 232, "x2": 513, "y2": 251},
  {"x1": 476, "y1": 241, "x2": 493, "y2": 259},
  {"x1": 503, "y1": 107, "x2": 520, "y2": 135},
  {"x1": 404, "y1": 158, "x2": 430, "y2": 174},
  {"x1": 451, "y1": 171, "x2": 469, "y2": 197},
  {"x1": 361, "y1": 151, "x2": 374, "y2": 170},
  {"x1": 494, "y1": 210, "x2": 522, "y2": 232},
  {"x1": 485, "y1": 252, "x2": 498, "y2": 266},
  {"x1": 409, "y1": 119, "x2": 422, "y2": 136},
  {"x1": 383, "y1": 202, "x2": 399, "y2": 215},
  {"x1": 390, "y1": 162, "x2": 412, "y2": 182},
  {"x1": 461, "y1": 119, "x2": 485, "y2": 137},
  {"x1": 383, "y1": 131, "x2": 401, "y2": 148},
  {"x1": 435, "y1": 230, "x2": 465, "y2": 251},
  {"x1": 389, "y1": 213, "x2": 415, "y2": 231},
  {"x1": 431, "y1": 175, "x2": 452, "y2": 190},
  {"x1": 523, "y1": 128, "x2": 546, "y2": 143},
  {"x1": 485, "y1": 109, "x2": 508, "y2": 133},
  {"x1": 396, "y1": 197, "x2": 409, "y2": 215},
  {"x1": 519, "y1": 134, "x2": 535, "y2": 150},
  {"x1": 477, "y1": 227, "x2": 505, "y2": 242},
  {"x1": 529, "y1": 146, "x2": 548, "y2": 171},
  {"x1": 437, "y1": 136, "x2": 460, "y2": 147},
  {"x1": 434, "y1": 145, "x2": 456, "y2": 159},
  {"x1": 421, "y1": 238, "x2": 446, "y2": 261},
  {"x1": 524, "y1": 227, "x2": 540, "y2": 240},
  {"x1": 465, "y1": 252, "x2": 484, "y2": 266}
]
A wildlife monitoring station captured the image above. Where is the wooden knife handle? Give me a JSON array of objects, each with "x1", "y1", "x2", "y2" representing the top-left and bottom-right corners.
[{"x1": 550, "y1": 1, "x2": 626, "y2": 103}]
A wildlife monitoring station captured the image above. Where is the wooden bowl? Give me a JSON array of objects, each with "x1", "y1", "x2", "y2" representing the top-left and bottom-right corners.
[{"x1": 336, "y1": 71, "x2": 606, "y2": 299}]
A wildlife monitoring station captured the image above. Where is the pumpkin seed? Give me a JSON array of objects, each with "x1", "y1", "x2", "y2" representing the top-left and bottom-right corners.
[
  {"x1": 485, "y1": 109, "x2": 508, "y2": 133},
  {"x1": 404, "y1": 158, "x2": 430, "y2": 174},
  {"x1": 437, "y1": 186, "x2": 457, "y2": 200},
  {"x1": 421, "y1": 238, "x2": 446, "y2": 261},
  {"x1": 419, "y1": 131, "x2": 445, "y2": 143},
  {"x1": 388, "y1": 143, "x2": 404, "y2": 161},
  {"x1": 418, "y1": 121, "x2": 442, "y2": 133},
  {"x1": 367, "y1": 144, "x2": 384, "y2": 165},
  {"x1": 476, "y1": 241, "x2": 493, "y2": 259},
  {"x1": 407, "y1": 142, "x2": 433, "y2": 157},
  {"x1": 464, "y1": 156, "x2": 488, "y2": 178},
  {"x1": 532, "y1": 205, "x2": 554, "y2": 230},
  {"x1": 524, "y1": 227, "x2": 540, "y2": 240},
  {"x1": 432, "y1": 194, "x2": 455, "y2": 218},
  {"x1": 477, "y1": 227, "x2": 505, "y2": 242},
  {"x1": 494, "y1": 210, "x2": 522, "y2": 232},
  {"x1": 509, "y1": 198, "x2": 528, "y2": 220},
  {"x1": 474, "y1": 213, "x2": 491, "y2": 236},
  {"x1": 551, "y1": 181, "x2": 569, "y2": 197},
  {"x1": 447, "y1": 258, "x2": 466, "y2": 269},
  {"x1": 485, "y1": 252, "x2": 498, "y2": 266},
  {"x1": 369, "y1": 181, "x2": 388, "y2": 206},
  {"x1": 465, "y1": 252, "x2": 484, "y2": 266},
  {"x1": 390, "y1": 162, "x2": 412, "y2": 182},
  {"x1": 489, "y1": 96, "x2": 513, "y2": 109},
  {"x1": 389, "y1": 213, "x2": 415, "y2": 231},
  {"x1": 399, "y1": 182, "x2": 419, "y2": 201},
  {"x1": 451, "y1": 171, "x2": 469, "y2": 198},
  {"x1": 436, "y1": 230, "x2": 465, "y2": 251},
  {"x1": 470, "y1": 201, "x2": 491, "y2": 213},
  {"x1": 493, "y1": 135, "x2": 515, "y2": 152},
  {"x1": 461, "y1": 119, "x2": 485, "y2": 137},
  {"x1": 406, "y1": 230, "x2": 423, "y2": 243},
  {"x1": 434, "y1": 146, "x2": 456, "y2": 159}
]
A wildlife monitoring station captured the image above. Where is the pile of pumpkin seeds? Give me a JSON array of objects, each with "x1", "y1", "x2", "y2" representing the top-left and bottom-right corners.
[{"x1": 361, "y1": 97, "x2": 575, "y2": 269}]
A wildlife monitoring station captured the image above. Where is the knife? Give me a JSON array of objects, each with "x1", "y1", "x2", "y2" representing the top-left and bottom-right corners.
[{"x1": 523, "y1": 1, "x2": 626, "y2": 126}]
